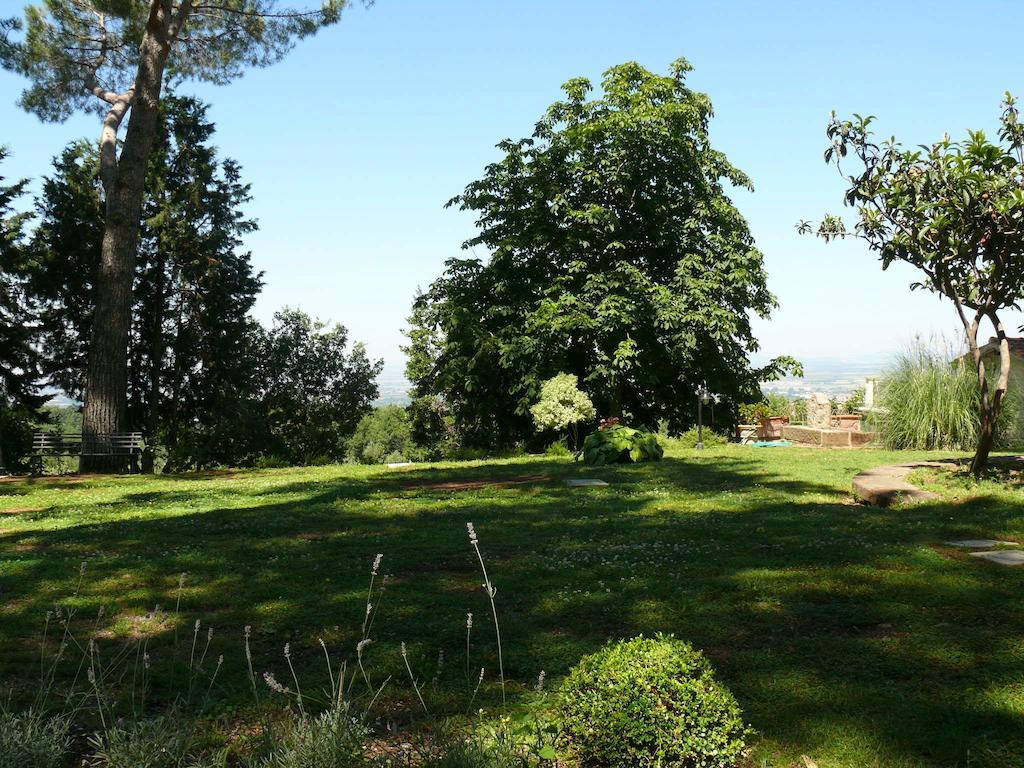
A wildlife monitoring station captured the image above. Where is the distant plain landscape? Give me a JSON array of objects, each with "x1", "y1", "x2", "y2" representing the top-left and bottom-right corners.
[{"x1": 373, "y1": 357, "x2": 885, "y2": 407}]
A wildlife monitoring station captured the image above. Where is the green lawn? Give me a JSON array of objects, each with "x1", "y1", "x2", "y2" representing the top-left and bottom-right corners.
[{"x1": 2, "y1": 445, "x2": 1024, "y2": 767}]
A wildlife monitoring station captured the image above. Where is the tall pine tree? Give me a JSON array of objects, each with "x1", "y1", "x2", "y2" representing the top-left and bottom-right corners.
[
  {"x1": 0, "y1": 147, "x2": 45, "y2": 470},
  {"x1": 29, "y1": 95, "x2": 263, "y2": 470}
]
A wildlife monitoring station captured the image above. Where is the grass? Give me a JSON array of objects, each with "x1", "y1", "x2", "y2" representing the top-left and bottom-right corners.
[{"x1": 2, "y1": 444, "x2": 1024, "y2": 767}]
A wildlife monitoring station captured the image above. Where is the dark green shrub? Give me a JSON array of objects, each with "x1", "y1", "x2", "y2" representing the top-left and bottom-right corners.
[
  {"x1": 556, "y1": 635, "x2": 748, "y2": 768},
  {"x1": 582, "y1": 424, "x2": 663, "y2": 465}
]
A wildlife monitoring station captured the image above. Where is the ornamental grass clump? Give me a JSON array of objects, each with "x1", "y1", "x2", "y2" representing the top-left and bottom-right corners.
[
  {"x1": 555, "y1": 634, "x2": 749, "y2": 768},
  {"x1": 877, "y1": 341, "x2": 1021, "y2": 451}
]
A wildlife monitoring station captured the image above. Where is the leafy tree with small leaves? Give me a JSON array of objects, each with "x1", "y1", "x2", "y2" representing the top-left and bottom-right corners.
[
  {"x1": 255, "y1": 308, "x2": 383, "y2": 464},
  {"x1": 530, "y1": 372, "x2": 596, "y2": 451},
  {"x1": 799, "y1": 95, "x2": 1024, "y2": 474},
  {"x1": 409, "y1": 60, "x2": 799, "y2": 449},
  {"x1": 1, "y1": 0, "x2": 354, "y2": 469}
]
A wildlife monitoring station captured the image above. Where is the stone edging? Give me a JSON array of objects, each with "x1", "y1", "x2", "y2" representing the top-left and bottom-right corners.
[{"x1": 852, "y1": 456, "x2": 1024, "y2": 507}]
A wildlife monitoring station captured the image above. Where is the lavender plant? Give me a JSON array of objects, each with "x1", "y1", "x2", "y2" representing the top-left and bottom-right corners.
[{"x1": 467, "y1": 523, "x2": 505, "y2": 703}]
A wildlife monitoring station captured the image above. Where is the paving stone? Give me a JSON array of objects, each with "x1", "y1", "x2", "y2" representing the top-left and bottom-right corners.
[
  {"x1": 945, "y1": 539, "x2": 1018, "y2": 548},
  {"x1": 969, "y1": 550, "x2": 1024, "y2": 566},
  {"x1": 564, "y1": 478, "x2": 609, "y2": 487}
]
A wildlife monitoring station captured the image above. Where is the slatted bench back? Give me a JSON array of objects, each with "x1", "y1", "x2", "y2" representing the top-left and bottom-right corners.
[{"x1": 32, "y1": 432, "x2": 143, "y2": 456}]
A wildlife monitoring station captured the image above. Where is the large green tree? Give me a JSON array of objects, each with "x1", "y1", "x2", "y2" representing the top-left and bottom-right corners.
[
  {"x1": 28, "y1": 95, "x2": 263, "y2": 470},
  {"x1": 799, "y1": 95, "x2": 1024, "y2": 475},
  {"x1": 1, "y1": 0, "x2": 351, "y2": 469},
  {"x1": 407, "y1": 59, "x2": 798, "y2": 447},
  {"x1": 256, "y1": 308, "x2": 382, "y2": 464}
]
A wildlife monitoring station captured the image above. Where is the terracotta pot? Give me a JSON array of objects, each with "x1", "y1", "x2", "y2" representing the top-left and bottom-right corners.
[{"x1": 758, "y1": 415, "x2": 790, "y2": 440}]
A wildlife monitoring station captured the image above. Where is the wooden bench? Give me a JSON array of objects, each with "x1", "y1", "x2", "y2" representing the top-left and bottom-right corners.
[{"x1": 31, "y1": 432, "x2": 143, "y2": 475}]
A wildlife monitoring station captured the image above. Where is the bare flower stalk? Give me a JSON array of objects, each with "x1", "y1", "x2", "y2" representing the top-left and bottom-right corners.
[
  {"x1": 319, "y1": 637, "x2": 336, "y2": 703},
  {"x1": 205, "y1": 655, "x2": 224, "y2": 700},
  {"x1": 284, "y1": 642, "x2": 305, "y2": 716},
  {"x1": 173, "y1": 572, "x2": 186, "y2": 645},
  {"x1": 189, "y1": 619, "x2": 201, "y2": 670},
  {"x1": 465, "y1": 612, "x2": 473, "y2": 678},
  {"x1": 244, "y1": 625, "x2": 260, "y2": 706},
  {"x1": 199, "y1": 626, "x2": 214, "y2": 668},
  {"x1": 401, "y1": 642, "x2": 429, "y2": 716},
  {"x1": 467, "y1": 522, "x2": 505, "y2": 703},
  {"x1": 356, "y1": 639, "x2": 373, "y2": 693},
  {"x1": 362, "y1": 554, "x2": 383, "y2": 640},
  {"x1": 468, "y1": 667, "x2": 485, "y2": 712}
]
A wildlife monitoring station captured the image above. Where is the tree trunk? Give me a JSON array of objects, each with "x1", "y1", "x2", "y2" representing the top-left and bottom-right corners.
[
  {"x1": 80, "y1": 9, "x2": 172, "y2": 472},
  {"x1": 969, "y1": 312, "x2": 1012, "y2": 476}
]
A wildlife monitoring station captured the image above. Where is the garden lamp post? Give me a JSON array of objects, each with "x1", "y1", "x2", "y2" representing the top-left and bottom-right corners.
[{"x1": 696, "y1": 383, "x2": 711, "y2": 450}]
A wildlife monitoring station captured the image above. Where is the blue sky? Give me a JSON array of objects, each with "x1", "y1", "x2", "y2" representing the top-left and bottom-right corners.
[{"x1": 3, "y1": 0, "x2": 1024, "y2": 372}]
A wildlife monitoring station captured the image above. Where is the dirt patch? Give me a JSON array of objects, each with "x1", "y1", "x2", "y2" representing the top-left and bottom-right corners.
[
  {"x1": 0, "y1": 475, "x2": 85, "y2": 486},
  {"x1": 0, "y1": 506, "x2": 45, "y2": 515},
  {"x1": 400, "y1": 474, "x2": 552, "y2": 492}
]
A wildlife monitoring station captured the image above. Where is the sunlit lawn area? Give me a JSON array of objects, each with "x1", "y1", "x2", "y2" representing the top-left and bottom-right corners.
[{"x1": 2, "y1": 444, "x2": 1024, "y2": 767}]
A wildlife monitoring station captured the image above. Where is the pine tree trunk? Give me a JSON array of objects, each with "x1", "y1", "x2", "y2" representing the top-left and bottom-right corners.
[{"x1": 80, "y1": 9, "x2": 171, "y2": 473}]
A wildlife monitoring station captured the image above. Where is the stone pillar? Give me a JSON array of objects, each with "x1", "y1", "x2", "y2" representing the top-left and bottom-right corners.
[
  {"x1": 864, "y1": 377, "x2": 877, "y2": 410},
  {"x1": 807, "y1": 393, "x2": 832, "y2": 429}
]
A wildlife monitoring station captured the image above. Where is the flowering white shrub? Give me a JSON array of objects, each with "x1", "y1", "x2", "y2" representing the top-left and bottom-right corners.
[{"x1": 529, "y1": 374, "x2": 596, "y2": 448}]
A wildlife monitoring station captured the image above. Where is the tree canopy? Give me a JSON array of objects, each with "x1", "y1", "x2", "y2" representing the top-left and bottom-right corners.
[
  {"x1": 407, "y1": 59, "x2": 798, "y2": 448},
  {"x1": 799, "y1": 95, "x2": 1024, "y2": 473},
  {"x1": 1, "y1": 1, "x2": 355, "y2": 467},
  {"x1": 0, "y1": 148, "x2": 45, "y2": 469}
]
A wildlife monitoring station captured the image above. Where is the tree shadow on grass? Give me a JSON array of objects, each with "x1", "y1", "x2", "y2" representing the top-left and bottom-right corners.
[{"x1": 1, "y1": 455, "x2": 1023, "y2": 765}]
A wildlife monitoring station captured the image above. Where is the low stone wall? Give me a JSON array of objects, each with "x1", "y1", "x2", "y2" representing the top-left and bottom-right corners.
[{"x1": 782, "y1": 425, "x2": 876, "y2": 448}]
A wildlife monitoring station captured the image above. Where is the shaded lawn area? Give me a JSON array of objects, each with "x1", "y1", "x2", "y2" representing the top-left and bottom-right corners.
[{"x1": 2, "y1": 445, "x2": 1024, "y2": 767}]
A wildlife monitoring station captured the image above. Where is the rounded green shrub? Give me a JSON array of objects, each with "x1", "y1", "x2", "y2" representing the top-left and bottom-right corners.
[
  {"x1": 348, "y1": 405, "x2": 418, "y2": 464},
  {"x1": 582, "y1": 424, "x2": 663, "y2": 465},
  {"x1": 555, "y1": 635, "x2": 748, "y2": 768}
]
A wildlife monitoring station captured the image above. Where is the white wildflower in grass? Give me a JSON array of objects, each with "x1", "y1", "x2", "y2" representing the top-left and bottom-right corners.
[
  {"x1": 465, "y1": 612, "x2": 474, "y2": 676},
  {"x1": 536, "y1": 670, "x2": 546, "y2": 692},
  {"x1": 466, "y1": 522, "x2": 505, "y2": 703},
  {"x1": 372, "y1": 553, "x2": 383, "y2": 575}
]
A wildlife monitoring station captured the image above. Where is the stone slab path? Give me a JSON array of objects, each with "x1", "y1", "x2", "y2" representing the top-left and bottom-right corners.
[
  {"x1": 564, "y1": 478, "x2": 609, "y2": 487},
  {"x1": 945, "y1": 539, "x2": 1019, "y2": 548},
  {"x1": 852, "y1": 455, "x2": 1024, "y2": 507},
  {"x1": 970, "y1": 550, "x2": 1024, "y2": 566}
]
